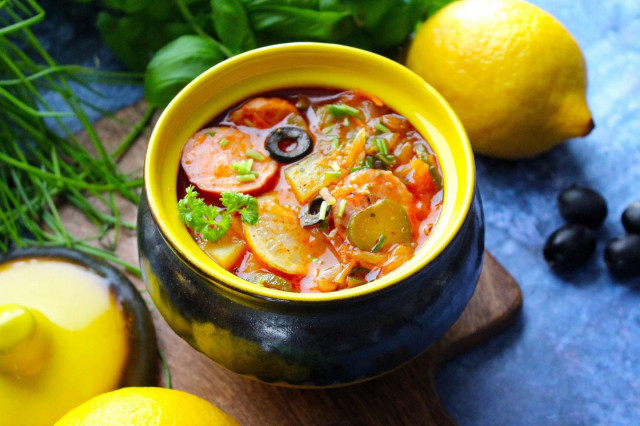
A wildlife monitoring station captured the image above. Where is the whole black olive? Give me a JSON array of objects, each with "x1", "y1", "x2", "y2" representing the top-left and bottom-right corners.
[
  {"x1": 266, "y1": 126, "x2": 313, "y2": 163},
  {"x1": 622, "y1": 201, "x2": 640, "y2": 234},
  {"x1": 299, "y1": 197, "x2": 331, "y2": 227},
  {"x1": 604, "y1": 234, "x2": 640, "y2": 278},
  {"x1": 557, "y1": 184, "x2": 607, "y2": 229},
  {"x1": 543, "y1": 223, "x2": 596, "y2": 270}
]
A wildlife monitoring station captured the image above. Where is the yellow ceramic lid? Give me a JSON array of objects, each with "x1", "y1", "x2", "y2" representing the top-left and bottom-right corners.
[{"x1": 0, "y1": 255, "x2": 137, "y2": 424}]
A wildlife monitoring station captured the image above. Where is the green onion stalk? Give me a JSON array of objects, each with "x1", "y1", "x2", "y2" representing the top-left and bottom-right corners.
[{"x1": 0, "y1": 0, "x2": 153, "y2": 275}]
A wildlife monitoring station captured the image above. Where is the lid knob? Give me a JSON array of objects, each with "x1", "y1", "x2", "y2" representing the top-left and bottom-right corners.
[{"x1": 0, "y1": 304, "x2": 51, "y2": 378}]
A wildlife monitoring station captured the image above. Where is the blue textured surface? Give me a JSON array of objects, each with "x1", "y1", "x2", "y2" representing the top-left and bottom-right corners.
[
  {"x1": 438, "y1": 1, "x2": 640, "y2": 424},
  {"x1": 37, "y1": 0, "x2": 640, "y2": 424}
]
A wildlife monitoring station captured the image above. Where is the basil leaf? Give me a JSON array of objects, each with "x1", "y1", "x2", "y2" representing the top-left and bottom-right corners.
[
  {"x1": 344, "y1": 0, "x2": 429, "y2": 48},
  {"x1": 426, "y1": 0, "x2": 456, "y2": 15},
  {"x1": 144, "y1": 35, "x2": 226, "y2": 107},
  {"x1": 101, "y1": 0, "x2": 153, "y2": 13},
  {"x1": 246, "y1": 5, "x2": 354, "y2": 43},
  {"x1": 97, "y1": 9, "x2": 193, "y2": 72},
  {"x1": 211, "y1": 0, "x2": 257, "y2": 54},
  {"x1": 96, "y1": 0, "x2": 214, "y2": 71},
  {"x1": 240, "y1": 0, "x2": 322, "y2": 8}
]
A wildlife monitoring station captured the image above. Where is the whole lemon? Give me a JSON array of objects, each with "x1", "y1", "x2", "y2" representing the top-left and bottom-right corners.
[
  {"x1": 54, "y1": 387, "x2": 239, "y2": 425},
  {"x1": 406, "y1": 0, "x2": 594, "y2": 159}
]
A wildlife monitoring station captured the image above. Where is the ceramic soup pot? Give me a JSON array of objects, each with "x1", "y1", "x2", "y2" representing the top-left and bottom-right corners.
[{"x1": 138, "y1": 43, "x2": 484, "y2": 387}]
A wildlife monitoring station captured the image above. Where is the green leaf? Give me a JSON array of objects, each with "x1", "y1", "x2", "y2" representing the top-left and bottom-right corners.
[
  {"x1": 241, "y1": 0, "x2": 323, "y2": 8},
  {"x1": 211, "y1": 0, "x2": 257, "y2": 53},
  {"x1": 220, "y1": 191, "x2": 259, "y2": 224},
  {"x1": 343, "y1": 0, "x2": 429, "y2": 48},
  {"x1": 97, "y1": 11, "x2": 194, "y2": 71},
  {"x1": 102, "y1": 0, "x2": 153, "y2": 13},
  {"x1": 245, "y1": 5, "x2": 354, "y2": 43},
  {"x1": 426, "y1": 0, "x2": 456, "y2": 16},
  {"x1": 177, "y1": 186, "x2": 230, "y2": 242},
  {"x1": 144, "y1": 35, "x2": 226, "y2": 107}
]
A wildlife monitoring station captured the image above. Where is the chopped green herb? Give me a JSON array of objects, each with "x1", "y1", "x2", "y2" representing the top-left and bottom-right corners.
[
  {"x1": 371, "y1": 235, "x2": 387, "y2": 253},
  {"x1": 309, "y1": 256, "x2": 323, "y2": 264},
  {"x1": 231, "y1": 159, "x2": 254, "y2": 175},
  {"x1": 337, "y1": 199, "x2": 347, "y2": 217},
  {"x1": 331, "y1": 136, "x2": 340, "y2": 150},
  {"x1": 325, "y1": 171, "x2": 342, "y2": 179},
  {"x1": 322, "y1": 125, "x2": 335, "y2": 135},
  {"x1": 246, "y1": 149, "x2": 265, "y2": 161},
  {"x1": 351, "y1": 155, "x2": 378, "y2": 172},
  {"x1": 365, "y1": 156, "x2": 374, "y2": 168},
  {"x1": 378, "y1": 154, "x2": 395, "y2": 166},
  {"x1": 318, "y1": 200, "x2": 329, "y2": 221},
  {"x1": 375, "y1": 122, "x2": 390, "y2": 133},
  {"x1": 375, "y1": 138, "x2": 389, "y2": 156},
  {"x1": 219, "y1": 138, "x2": 230, "y2": 148},
  {"x1": 237, "y1": 174, "x2": 257, "y2": 182},
  {"x1": 327, "y1": 104, "x2": 362, "y2": 119},
  {"x1": 206, "y1": 131, "x2": 217, "y2": 137}
]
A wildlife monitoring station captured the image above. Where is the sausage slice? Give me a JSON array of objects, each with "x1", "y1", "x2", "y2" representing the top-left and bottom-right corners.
[{"x1": 181, "y1": 126, "x2": 278, "y2": 196}]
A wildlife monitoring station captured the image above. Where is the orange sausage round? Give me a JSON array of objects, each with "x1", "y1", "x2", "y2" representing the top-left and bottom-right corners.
[
  {"x1": 181, "y1": 126, "x2": 278, "y2": 196},
  {"x1": 228, "y1": 97, "x2": 301, "y2": 129}
]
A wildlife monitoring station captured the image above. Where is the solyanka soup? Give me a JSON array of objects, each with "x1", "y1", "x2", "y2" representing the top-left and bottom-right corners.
[{"x1": 177, "y1": 89, "x2": 443, "y2": 293}]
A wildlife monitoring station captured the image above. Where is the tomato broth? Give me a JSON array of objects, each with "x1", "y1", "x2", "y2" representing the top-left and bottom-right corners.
[{"x1": 177, "y1": 89, "x2": 443, "y2": 293}]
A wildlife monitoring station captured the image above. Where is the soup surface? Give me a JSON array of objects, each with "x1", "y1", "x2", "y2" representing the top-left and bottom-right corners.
[{"x1": 178, "y1": 89, "x2": 443, "y2": 293}]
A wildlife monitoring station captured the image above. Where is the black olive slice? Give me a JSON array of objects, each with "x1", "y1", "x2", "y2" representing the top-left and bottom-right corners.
[
  {"x1": 300, "y1": 197, "x2": 331, "y2": 227},
  {"x1": 266, "y1": 126, "x2": 313, "y2": 163}
]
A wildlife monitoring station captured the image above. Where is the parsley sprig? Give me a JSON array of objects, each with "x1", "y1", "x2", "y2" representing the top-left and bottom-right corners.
[
  {"x1": 220, "y1": 191, "x2": 259, "y2": 224},
  {"x1": 177, "y1": 186, "x2": 259, "y2": 243}
]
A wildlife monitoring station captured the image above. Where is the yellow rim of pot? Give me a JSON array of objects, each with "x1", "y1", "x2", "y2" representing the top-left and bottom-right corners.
[{"x1": 145, "y1": 42, "x2": 475, "y2": 302}]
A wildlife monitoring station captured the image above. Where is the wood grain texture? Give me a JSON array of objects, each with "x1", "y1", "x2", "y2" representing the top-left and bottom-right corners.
[{"x1": 61, "y1": 100, "x2": 523, "y2": 425}]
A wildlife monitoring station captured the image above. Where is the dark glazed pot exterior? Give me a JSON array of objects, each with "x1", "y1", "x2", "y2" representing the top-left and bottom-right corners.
[{"x1": 138, "y1": 190, "x2": 483, "y2": 387}]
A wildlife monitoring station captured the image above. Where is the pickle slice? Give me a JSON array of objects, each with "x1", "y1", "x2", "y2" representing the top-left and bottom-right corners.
[
  {"x1": 347, "y1": 199, "x2": 411, "y2": 252},
  {"x1": 244, "y1": 272, "x2": 293, "y2": 292}
]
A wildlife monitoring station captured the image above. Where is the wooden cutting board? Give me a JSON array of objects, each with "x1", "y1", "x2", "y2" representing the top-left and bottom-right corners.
[{"x1": 62, "y1": 101, "x2": 523, "y2": 425}]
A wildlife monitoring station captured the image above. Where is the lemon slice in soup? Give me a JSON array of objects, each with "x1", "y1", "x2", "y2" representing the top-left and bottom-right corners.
[{"x1": 244, "y1": 197, "x2": 311, "y2": 275}]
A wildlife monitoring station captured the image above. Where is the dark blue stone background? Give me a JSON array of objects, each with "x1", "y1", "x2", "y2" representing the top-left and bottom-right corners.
[{"x1": 37, "y1": 0, "x2": 639, "y2": 424}]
